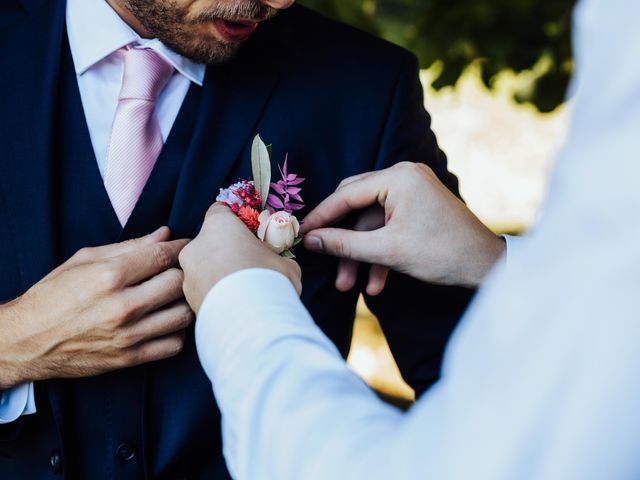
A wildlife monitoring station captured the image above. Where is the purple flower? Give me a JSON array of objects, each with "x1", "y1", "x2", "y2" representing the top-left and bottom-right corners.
[{"x1": 267, "y1": 155, "x2": 305, "y2": 213}]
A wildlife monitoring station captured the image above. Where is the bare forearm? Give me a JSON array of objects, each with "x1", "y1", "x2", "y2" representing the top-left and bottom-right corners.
[{"x1": 0, "y1": 229, "x2": 194, "y2": 388}]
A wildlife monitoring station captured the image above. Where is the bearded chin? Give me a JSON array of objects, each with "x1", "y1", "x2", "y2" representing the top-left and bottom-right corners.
[
  {"x1": 191, "y1": 43, "x2": 241, "y2": 65},
  {"x1": 122, "y1": 0, "x2": 275, "y2": 64},
  {"x1": 122, "y1": 0, "x2": 250, "y2": 64},
  {"x1": 165, "y1": 33, "x2": 242, "y2": 65}
]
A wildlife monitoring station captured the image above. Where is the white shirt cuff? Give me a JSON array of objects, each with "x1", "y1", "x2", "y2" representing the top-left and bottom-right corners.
[
  {"x1": 502, "y1": 234, "x2": 520, "y2": 268},
  {"x1": 0, "y1": 382, "x2": 37, "y2": 424}
]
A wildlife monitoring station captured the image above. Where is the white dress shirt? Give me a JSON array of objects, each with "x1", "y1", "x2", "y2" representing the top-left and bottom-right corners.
[
  {"x1": 195, "y1": 0, "x2": 640, "y2": 478},
  {"x1": 0, "y1": 0, "x2": 205, "y2": 424}
]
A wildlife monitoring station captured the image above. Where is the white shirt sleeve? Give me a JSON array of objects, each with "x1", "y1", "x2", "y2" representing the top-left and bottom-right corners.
[
  {"x1": 196, "y1": 269, "x2": 407, "y2": 480},
  {"x1": 198, "y1": 252, "x2": 640, "y2": 480},
  {"x1": 0, "y1": 382, "x2": 36, "y2": 424}
]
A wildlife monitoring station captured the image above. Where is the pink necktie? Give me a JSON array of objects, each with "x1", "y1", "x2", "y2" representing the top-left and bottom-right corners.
[{"x1": 104, "y1": 48, "x2": 175, "y2": 226}]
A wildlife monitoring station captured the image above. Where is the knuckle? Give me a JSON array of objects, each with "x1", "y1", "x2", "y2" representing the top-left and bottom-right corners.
[
  {"x1": 114, "y1": 330, "x2": 136, "y2": 350},
  {"x1": 169, "y1": 304, "x2": 193, "y2": 329},
  {"x1": 334, "y1": 239, "x2": 351, "y2": 259},
  {"x1": 179, "y1": 306, "x2": 195, "y2": 326},
  {"x1": 394, "y1": 161, "x2": 413, "y2": 172},
  {"x1": 121, "y1": 349, "x2": 141, "y2": 367},
  {"x1": 396, "y1": 161, "x2": 427, "y2": 179},
  {"x1": 417, "y1": 163, "x2": 435, "y2": 179},
  {"x1": 337, "y1": 173, "x2": 363, "y2": 190},
  {"x1": 167, "y1": 335, "x2": 185, "y2": 357},
  {"x1": 337, "y1": 177, "x2": 351, "y2": 189},
  {"x1": 409, "y1": 161, "x2": 433, "y2": 178},
  {"x1": 397, "y1": 162, "x2": 433, "y2": 189},
  {"x1": 172, "y1": 267, "x2": 185, "y2": 282},
  {"x1": 165, "y1": 268, "x2": 184, "y2": 293},
  {"x1": 110, "y1": 297, "x2": 137, "y2": 326},
  {"x1": 74, "y1": 247, "x2": 94, "y2": 263},
  {"x1": 416, "y1": 162, "x2": 431, "y2": 172},
  {"x1": 153, "y1": 244, "x2": 174, "y2": 270},
  {"x1": 98, "y1": 261, "x2": 126, "y2": 290}
]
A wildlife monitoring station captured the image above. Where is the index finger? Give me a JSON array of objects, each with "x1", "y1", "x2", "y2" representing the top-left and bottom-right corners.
[
  {"x1": 65, "y1": 227, "x2": 172, "y2": 269},
  {"x1": 301, "y1": 170, "x2": 390, "y2": 234},
  {"x1": 204, "y1": 202, "x2": 233, "y2": 220},
  {"x1": 201, "y1": 203, "x2": 253, "y2": 237},
  {"x1": 115, "y1": 239, "x2": 190, "y2": 286}
]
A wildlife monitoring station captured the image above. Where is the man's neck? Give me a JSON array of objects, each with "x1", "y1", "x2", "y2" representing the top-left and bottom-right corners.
[{"x1": 105, "y1": 0, "x2": 153, "y2": 39}]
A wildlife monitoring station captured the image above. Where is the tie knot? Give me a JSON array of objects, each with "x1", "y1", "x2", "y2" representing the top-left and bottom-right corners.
[{"x1": 118, "y1": 48, "x2": 175, "y2": 102}]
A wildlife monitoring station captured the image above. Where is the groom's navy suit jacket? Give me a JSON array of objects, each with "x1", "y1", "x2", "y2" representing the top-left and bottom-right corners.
[{"x1": 0, "y1": 0, "x2": 473, "y2": 478}]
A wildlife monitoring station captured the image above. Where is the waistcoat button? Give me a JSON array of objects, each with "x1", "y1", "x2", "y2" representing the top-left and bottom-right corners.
[
  {"x1": 115, "y1": 443, "x2": 137, "y2": 461},
  {"x1": 50, "y1": 449, "x2": 62, "y2": 475}
]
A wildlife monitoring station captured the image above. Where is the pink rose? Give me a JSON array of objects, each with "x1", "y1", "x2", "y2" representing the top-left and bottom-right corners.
[{"x1": 257, "y1": 211, "x2": 300, "y2": 253}]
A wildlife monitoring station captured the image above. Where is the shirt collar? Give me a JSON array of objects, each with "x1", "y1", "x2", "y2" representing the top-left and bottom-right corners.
[{"x1": 66, "y1": 0, "x2": 205, "y2": 86}]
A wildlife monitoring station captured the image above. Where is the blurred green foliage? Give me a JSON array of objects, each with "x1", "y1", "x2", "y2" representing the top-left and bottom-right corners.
[{"x1": 298, "y1": 0, "x2": 575, "y2": 112}]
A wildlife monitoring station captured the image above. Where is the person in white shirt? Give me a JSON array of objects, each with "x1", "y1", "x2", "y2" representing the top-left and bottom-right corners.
[{"x1": 180, "y1": 0, "x2": 640, "y2": 478}]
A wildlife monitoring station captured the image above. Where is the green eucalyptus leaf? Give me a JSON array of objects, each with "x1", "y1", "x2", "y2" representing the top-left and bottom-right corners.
[
  {"x1": 281, "y1": 249, "x2": 296, "y2": 259},
  {"x1": 292, "y1": 236, "x2": 304, "y2": 247},
  {"x1": 251, "y1": 134, "x2": 272, "y2": 210}
]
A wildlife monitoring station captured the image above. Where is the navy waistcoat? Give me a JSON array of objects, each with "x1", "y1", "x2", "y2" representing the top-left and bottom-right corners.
[{"x1": 51, "y1": 33, "x2": 205, "y2": 480}]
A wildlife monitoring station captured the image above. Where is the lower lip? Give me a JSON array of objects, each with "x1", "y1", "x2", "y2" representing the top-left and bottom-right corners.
[{"x1": 214, "y1": 19, "x2": 259, "y2": 43}]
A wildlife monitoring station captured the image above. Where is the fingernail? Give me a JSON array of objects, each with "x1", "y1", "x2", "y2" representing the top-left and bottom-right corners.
[{"x1": 305, "y1": 236, "x2": 323, "y2": 252}]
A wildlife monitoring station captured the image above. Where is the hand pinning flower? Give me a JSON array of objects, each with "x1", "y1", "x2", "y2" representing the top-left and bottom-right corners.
[{"x1": 216, "y1": 135, "x2": 306, "y2": 257}]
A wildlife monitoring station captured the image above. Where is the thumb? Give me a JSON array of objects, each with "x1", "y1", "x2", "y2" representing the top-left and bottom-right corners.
[
  {"x1": 68, "y1": 227, "x2": 171, "y2": 266},
  {"x1": 304, "y1": 228, "x2": 386, "y2": 265}
]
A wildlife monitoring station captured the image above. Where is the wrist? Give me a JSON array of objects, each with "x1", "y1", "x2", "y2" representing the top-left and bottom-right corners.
[
  {"x1": 0, "y1": 364, "x2": 25, "y2": 390},
  {"x1": 0, "y1": 349, "x2": 27, "y2": 389},
  {"x1": 460, "y1": 233, "x2": 507, "y2": 288},
  {"x1": 0, "y1": 301, "x2": 34, "y2": 389}
]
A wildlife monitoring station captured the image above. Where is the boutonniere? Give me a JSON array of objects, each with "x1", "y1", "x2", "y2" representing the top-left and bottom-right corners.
[{"x1": 216, "y1": 135, "x2": 305, "y2": 258}]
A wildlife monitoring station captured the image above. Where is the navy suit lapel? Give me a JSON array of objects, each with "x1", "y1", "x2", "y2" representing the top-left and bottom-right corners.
[
  {"x1": 168, "y1": 40, "x2": 281, "y2": 238},
  {"x1": 0, "y1": 0, "x2": 64, "y2": 290}
]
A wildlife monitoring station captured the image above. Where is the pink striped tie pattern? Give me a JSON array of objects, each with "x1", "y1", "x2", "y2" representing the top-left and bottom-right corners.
[{"x1": 104, "y1": 48, "x2": 175, "y2": 226}]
